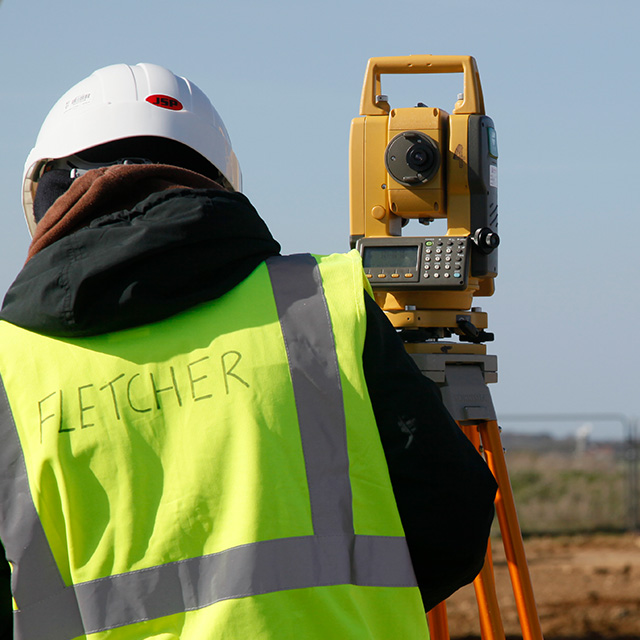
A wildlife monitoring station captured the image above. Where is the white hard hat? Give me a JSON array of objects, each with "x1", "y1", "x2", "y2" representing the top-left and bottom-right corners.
[{"x1": 22, "y1": 63, "x2": 241, "y2": 235}]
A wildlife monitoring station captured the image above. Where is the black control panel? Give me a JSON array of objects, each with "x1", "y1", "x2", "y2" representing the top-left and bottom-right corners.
[{"x1": 357, "y1": 236, "x2": 470, "y2": 290}]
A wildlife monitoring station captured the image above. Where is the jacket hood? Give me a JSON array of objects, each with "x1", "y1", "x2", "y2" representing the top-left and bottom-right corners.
[{"x1": 1, "y1": 188, "x2": 281, "y2": 337}]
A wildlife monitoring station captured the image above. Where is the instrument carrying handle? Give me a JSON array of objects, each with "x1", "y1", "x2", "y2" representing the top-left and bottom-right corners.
[{"x1": 359, "y1": 55, "x2": 485, "y2": 116}]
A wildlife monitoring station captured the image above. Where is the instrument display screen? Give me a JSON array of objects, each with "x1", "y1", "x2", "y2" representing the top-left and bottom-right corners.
[{"x1": 362, "y1": 245, "x2": 418, "y2": 268}]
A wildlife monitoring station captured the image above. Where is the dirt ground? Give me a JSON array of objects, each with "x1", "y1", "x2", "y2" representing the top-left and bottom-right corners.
[{"x1": 444, "y1": 533, "x2": 640, "y2": 640}]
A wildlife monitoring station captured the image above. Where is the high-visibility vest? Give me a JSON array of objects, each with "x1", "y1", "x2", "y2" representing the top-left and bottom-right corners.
[{"x1": 0, "y1": 252, "x2": 429, "y2": 639}]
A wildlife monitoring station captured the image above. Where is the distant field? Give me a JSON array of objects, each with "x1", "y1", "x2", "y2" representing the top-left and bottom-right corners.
[{"x1": 500, "y1": 434, "x2": 632, "y2": 535}]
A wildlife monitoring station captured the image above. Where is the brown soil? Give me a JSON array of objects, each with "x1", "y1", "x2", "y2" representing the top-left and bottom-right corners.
[{"x1": 444, "y1": 533, "x2": 640, "y2": 640}]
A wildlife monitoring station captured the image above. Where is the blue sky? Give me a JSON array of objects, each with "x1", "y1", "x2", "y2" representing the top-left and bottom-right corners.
[{"x1": 1, "y1": 0, "x2": 638, "y2": 439}]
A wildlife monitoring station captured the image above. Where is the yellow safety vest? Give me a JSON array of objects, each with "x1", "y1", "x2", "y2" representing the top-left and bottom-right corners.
[{"x1": 0, "y1": 251, "x2": 429, "y2": 639}]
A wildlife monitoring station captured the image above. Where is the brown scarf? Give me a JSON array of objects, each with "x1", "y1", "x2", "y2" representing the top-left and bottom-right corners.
[{"x1": 27, "y1": 163, "x2": 223, "y2": 262}]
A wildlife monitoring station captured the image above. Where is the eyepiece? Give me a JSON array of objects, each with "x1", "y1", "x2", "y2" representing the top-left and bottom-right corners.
[
  {"x1": 385, "y1": 131, "x2": 440, "y2": 186},
  {"x1": 406, "y1": 142, "x2": 436, "y2": 173}
]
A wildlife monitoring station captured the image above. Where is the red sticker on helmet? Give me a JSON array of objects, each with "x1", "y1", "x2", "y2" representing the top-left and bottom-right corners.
[{"x1": 146, "y1": 94, "x2": 183, "y2": 111}]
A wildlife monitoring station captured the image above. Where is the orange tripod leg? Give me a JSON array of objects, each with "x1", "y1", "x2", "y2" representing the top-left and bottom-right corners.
[
  {"x1": 427, "y1": 601, "x2": 450, "y2": 640},
  {"x1": 473, "y1": 543, "x2": 506, "y2": 640},
  {"x1": 459, "y1": 424, "x2": 507, "y2": 640},
  {"x1": 478, "y1": 420, "x2": 544, "y2": 640}
]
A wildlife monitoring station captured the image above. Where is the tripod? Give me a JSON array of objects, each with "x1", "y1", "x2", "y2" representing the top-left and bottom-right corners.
[
  {"x1": 348, "y1": 51, "x2": 543, "y2": 640},
  {"x1": 406, "y1": 344, "x2": 544, "y2": 640}
]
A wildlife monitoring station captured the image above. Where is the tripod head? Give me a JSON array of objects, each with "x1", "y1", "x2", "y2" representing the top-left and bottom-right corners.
[{"x1": 349, "y1": 56, "x2": 499, "y2": 348}]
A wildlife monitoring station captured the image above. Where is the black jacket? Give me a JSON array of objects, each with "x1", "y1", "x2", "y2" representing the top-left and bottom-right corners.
[{"x1": 1, "y1": 187, "x2": 497, "y2": 611}]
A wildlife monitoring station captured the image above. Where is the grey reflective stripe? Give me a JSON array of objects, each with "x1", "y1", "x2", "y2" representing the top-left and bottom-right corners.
[
  {"x1": 0, "y1": 255, "x2": 417, "y2": 640},
  {"x1": 0, "y1": 376, "x2": 84, "y2": 640},
  {"x1": 266, "y1": 254, "x2": 353, "y2": 535},
  {"x1": 16, "y1": 534, "x2": 415, "y2": 638}
]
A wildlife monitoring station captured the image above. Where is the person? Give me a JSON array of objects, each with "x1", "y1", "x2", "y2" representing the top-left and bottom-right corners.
[{"x1": 0, "y1": 63, "x2": 497, "y2": 639}]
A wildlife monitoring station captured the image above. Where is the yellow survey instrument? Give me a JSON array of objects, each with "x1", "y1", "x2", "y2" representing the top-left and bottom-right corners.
[
  {"x1": 350, "y1": 56, "x2": 499, "y2": 341},
  {"x1": 349, "y1": 56, "x2": 545, "y2": 640}
]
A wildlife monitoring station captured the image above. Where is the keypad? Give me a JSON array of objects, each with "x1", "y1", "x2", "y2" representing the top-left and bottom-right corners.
[{"x1": 423, "y1": 238, "x2": 467, "y2": 284}]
